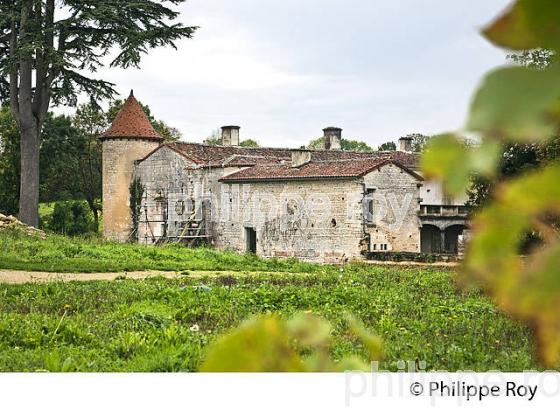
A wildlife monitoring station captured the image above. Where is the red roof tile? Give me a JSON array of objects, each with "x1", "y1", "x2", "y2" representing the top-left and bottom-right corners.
[
  {"x1": 151, "y1": 142, "x2": 420, "y2": 170},
  {"x1": 219, "y1": 158, "x2": 423, "y2": 182},
  {"x1": 101, "y1": 92, "x2": 163, "y2": 140}
]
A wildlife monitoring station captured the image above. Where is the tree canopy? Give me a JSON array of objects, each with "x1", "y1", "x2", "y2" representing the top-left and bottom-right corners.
[
  {"x1": 0, "y1": 98, "x2": 180, "y2": 230},
  {"x1": 378, "y1": 141, "x2": 396, "y2": 151},
  {"x1": 0, "y1": 0, "x2": 197, "y2": 226}
]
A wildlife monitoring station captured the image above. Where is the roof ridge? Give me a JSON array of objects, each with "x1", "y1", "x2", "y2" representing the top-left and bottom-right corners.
[{"x1": 168, "y1": 141, "x2": 420, "y2": 155}]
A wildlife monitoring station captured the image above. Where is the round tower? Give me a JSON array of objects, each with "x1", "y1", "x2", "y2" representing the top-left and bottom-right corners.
[{"x1": 100, "y1": 91, "x2": 163, "y2": 242}]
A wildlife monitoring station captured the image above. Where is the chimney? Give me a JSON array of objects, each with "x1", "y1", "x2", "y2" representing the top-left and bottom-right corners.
[
  {"x1": 291, "y1": 150, "x2": 312, "y2": 168},
  {"x1": 323, "y1": 127, "x2": 342, "y2": 150},
  {"x1": 221, "y1": 125, "x2": 240, "y2": 146},
  {"x1": 398, "y1": 136, "x2": 413, "y2": 152}
]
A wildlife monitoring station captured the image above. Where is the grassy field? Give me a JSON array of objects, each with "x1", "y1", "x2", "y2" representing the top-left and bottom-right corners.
[
  {"x1": 0, "y1": 267, "x2": 537, "y2": 372},
  {"x1": 0, "y1": 228, "x2": 539, "y2": 372},
  {"x1": 0, "y1": 229, "x2": 323, "y2": 273}
]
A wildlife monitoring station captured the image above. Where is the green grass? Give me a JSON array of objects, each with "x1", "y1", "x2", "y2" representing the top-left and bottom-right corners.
[
  {"x1": 0, "y1": 267, "x2": 538, "y2": 372},
  {"x1": 0, "y1": 229, "x2": 541, "y2": 372},
  {"x1": 0, "y1": 229, "x2": 325, "y2": 273}
]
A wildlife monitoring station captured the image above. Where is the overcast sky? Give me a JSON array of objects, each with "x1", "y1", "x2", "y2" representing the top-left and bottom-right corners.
[{"x1": 95, "y1": 0, "x2": 512, "y2": 148}]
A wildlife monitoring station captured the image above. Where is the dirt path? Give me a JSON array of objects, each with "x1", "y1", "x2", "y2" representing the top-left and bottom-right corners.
[
  {"x1": 0, "y1": 270, "x2": 275, "y2": 284},
  {"x1": 0, "y1": 261, "x2": 459, "y2": 284},
  {"x1": 364, "y1": 260, "x2": 460, "y2": 268}
]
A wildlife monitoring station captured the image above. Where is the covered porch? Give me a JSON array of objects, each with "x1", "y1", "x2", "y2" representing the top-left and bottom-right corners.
[{"x1": 420, "y1": 217, "x2": 468, "y2": 255}]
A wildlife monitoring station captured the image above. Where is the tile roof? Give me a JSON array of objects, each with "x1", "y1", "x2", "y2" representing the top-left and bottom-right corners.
[
  {"x1": 219, "y1": 157, "x2": 423, "y2": 182},
  {"x1": 164, "y1": 143, "x2": 293, "y2": 166},
  {"x1": 101, "y1": 91, "x2": 163, "y2": 140},
  {"x1": 157, "y1": 142, "x2": 420, "y2": 170}
]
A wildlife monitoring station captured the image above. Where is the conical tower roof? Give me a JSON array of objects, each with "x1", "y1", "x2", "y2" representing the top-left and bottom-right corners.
[{"x1": 101, "y1": 91, "x2": 163, "y2": 141}]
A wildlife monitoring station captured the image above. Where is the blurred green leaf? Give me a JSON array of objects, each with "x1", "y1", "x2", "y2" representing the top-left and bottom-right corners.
[
  {"x1": 465, "y1": 164, "x2": 560, "y2": 366},
  {"x1": 346, "y1": 314, "x2": 384, "y2": 362},
  {"x1": 421, "y1": 134, "x2": 470, "y2": 196},
  {"x1": 287, "y1": 312, "x2": 331, "y2": 348},
  {"x1": 483, "y1": 0, "x2": 560, "y2": 51},
  {"x1": 200, "y1": 313, "x2": 383, "y2": 372},
  {"x1": 467, "y1": 65, "x2": 560, "y2": 141},
  {"x1": 200, "y1": 315, "x2": 304, "y2": 372},
  {"x1": 518, "y1": 244, "x2": 560, "y2": 366},
  {"x1": 470, "y1": 140, "x2": 503, "y2": 175},
  {"x1": 421, "y1": 134, "x2": 501, "y2": 197}
]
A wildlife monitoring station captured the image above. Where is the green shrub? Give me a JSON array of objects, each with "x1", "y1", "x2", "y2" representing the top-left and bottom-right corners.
[{"x1": 49, "y1": 201, "x2": 94, "y2": 236}]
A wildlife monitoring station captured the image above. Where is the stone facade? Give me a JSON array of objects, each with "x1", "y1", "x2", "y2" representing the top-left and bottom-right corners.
[
  {"x1": 363, "y1": 163, "x2": 422, "y2": 253},
  {"x1": 133, "y1": 146, "x2": 241, "y2": 244},
  {"x1": 100, "y1": 95, "x2": 468, "y2": 262},
  {"x1": 102, "y1": 139, "x2": 468, "y2": 262},
  {"x1": 217, "y1": 179, "x2": 365, "y2": 263},
  {"x1": 214, "y1": 164, "x2": 422, "y2": 263}
]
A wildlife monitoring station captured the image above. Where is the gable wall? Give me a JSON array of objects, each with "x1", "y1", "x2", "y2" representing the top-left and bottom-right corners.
[
  {"x1": 134, "y1": 147, "x2": 197, "y2": 242},
  {"x1": 363, "y1": 163, "x2": 421, "y2": 252}
]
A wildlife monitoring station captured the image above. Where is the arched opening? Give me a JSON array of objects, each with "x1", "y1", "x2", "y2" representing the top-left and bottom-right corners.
[
  {"x1": 444, "y1": 225, "x2": 465, "y2": 254},
  {"x1": 421, "y1": 224, "x2": 442, "y2": 253}
]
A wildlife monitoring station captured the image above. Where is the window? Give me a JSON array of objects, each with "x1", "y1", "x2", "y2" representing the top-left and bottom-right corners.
[
  {"x1": 427, "y1": 206, "x2": 441, "y2": 215},
  {"x1": 373, "y1": 243, "x2": 388, "y2": 251},
  {"x1": 364, "y1": 188, "x2": 376, "y2": 224},
  {"x1": 175, "y1": 200, "x2": 185, "y2": 216}
]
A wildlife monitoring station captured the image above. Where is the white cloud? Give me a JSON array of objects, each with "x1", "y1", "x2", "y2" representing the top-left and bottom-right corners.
[{"x1": 55, "y1": 0, "x2": 513, "y2": 148}]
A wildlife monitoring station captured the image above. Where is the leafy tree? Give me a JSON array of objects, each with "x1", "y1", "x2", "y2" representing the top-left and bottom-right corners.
[
  {"x1": 468, "y1": 142, "x2": 540, "y2": 209},
  {"x1": 0, "y1": 1, "x2": 197, "y2": 226},
  {"x1": 507, "y1": 49, "x2": 554, "y2": 69},
  {"x1": 39, "y1": 113, "x2": 84, "y2": 203},
  {"x1": 49, "y1": 200, "x2": 93, "y2": 236},
  {"x1": 307, "y1": 137, "x2": 373, "y2": 152},
  {"x1": 0, "y1": 105, "x2": 20, "y2": 215},
  {"x1": 203, "y1": 128, "x2": 221, "y2": 145},
  {"x1": 107, "y1": 99, "x2": 181, "y2": 142},
  {"x1": 378, "y1": 141, "x2": 396, "y2": 151},
  {"x1": 71, "y1": 103, "x2": 105, "y2": 231},
  {"x1": 408, "y1": 133, "x2": 431, "y2": 152},
  {"x1": 239, "y1": 139, "x2": 260, "y2": 147}
]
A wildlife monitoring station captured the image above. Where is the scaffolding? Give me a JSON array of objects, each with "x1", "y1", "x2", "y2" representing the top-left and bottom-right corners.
[{"x1": 138, "y1": 189, "x2": 210, "y2": 247}]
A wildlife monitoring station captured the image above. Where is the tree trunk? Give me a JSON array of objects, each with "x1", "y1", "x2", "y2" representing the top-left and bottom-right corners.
[
  {"x1": 18, "y1": 123, "x2": 40, "y2": 227},
  {"x1": 92, "y1": 207, "x2": 99, "y2": 234},
  {"x1": 86, "y1": 198, "x2": 100, "y2": 233}
]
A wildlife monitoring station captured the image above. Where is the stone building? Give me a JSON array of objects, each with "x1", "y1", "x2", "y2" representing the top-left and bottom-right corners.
[{"x1": 100, "y1": 92, "x2": 468, "y2": 263}]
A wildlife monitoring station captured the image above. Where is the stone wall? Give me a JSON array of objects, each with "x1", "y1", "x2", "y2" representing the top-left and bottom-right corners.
[
  {"x1": 216, "y1": 179, "x2": 366, "y2": 263},
  {"x1": 102, "y1": 139, "x2": 161, "y2": 242},
  {"x1": 363, "y1": 163, "x2": 422, "y2": 253},
  {"x1": 133, "y1": 147, "x2": 245, "y2": 244},
  {"x1": 134, "y1": 146, "x2": 194, "y2": 243},
  {"x1": 126, "y1": 148, "x2": 424, "y2": 262}
]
